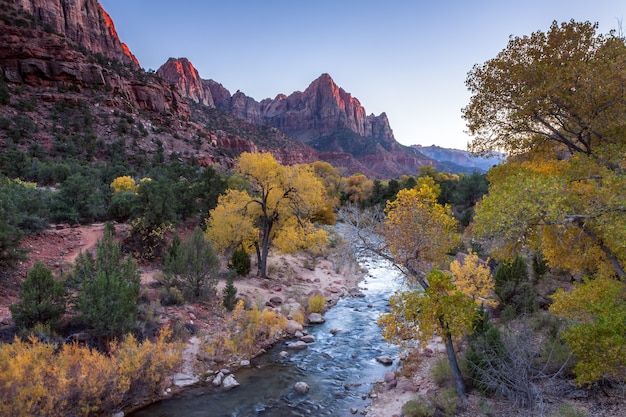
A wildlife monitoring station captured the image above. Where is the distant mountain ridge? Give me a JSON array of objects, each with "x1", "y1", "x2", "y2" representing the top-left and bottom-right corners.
[{"x1": 414, "y1": 145, "x2": 505, "y2": 173}]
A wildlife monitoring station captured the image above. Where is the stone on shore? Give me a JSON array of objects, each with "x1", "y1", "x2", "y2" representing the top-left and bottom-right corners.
[
  {"x1": 286, "y1": 320, "x2": 303, "y2": 335},
  {"x1": 172, "y1": 372, "x2": 199, "y2": 388}
]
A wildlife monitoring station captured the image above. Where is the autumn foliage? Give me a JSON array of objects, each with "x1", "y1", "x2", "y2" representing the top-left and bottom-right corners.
[
  {"x1": 207, "y1": 300, "x2": 287, "y2": 359},
  {"x1": 0, "y1": 329, "x2": 182, "y2": 417},
  {"x1": 205, "y1": 152, "x2": 329, "y2": 278}
]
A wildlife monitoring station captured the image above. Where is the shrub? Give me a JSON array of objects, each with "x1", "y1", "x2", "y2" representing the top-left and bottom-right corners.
[
  {"x1": 107, "y1": 190, "x2": 138, "y2": 222},
  {"x1": 494, "y1": 256, "x2": 537, "y2": 316},
  {"x1": 75, "y1": 224, "x2": 141, "y2": 341},
  {"x1": 159, "y1": 286, "x2": 184, "y2": 306},
  {"x1": 228, "y1": 246, "x2": 251, "y2": 276},
  {"x1": 162, "y1": 227, "x2": 219, "y2": 301},
  {"x1": 0, "y1": 329, "x2": 182, "y2": 417},
  {"x1": 222, "y1": 274, "x2": 239, "y2": 311},
  {"x1": 550, "y1": 403, "x2": 587, "y2": 417},
  {"x1": 401, "y1": 397, "x2": 434, "y2": 417},
  {"x1": 429, "y1": 387, "x2": 457, "y2": 417},
  {"x1": 308, "y1": 293, "x2": 326, "y2": 314},
  {"x1": 10, "y1": 261, "x2": 66, "y2": 331},
  {"x1": 431, "y1": 356, "x2": 453, "y2": 387},
  {"x1": 209, "y1": 300, "x2": 286, "y2": 358}
]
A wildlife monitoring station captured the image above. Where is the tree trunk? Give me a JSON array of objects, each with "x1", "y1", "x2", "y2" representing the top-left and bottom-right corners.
[
  {"x1": 443, "y1": 328, "x2": 467, "y2": 401},
  {"x1": 258, "y1": 220, "x2": 273, "y2": 279},
  {"x1": 254, "y1": 243, "x2": 265, "y2": 277}
]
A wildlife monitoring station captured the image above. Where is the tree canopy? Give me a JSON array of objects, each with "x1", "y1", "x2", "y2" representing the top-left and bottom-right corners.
[
  {"x1": 466, "y1": 19, "x2": 626, "y2": 385},
  {"x1": 463, "y1": 20, "x2": 626, "y2": 164},
  {"x1": 205, "y1": 152, "x2": 328, "y2": 278},
  {"x1": 382, "y1": 180, "x2": 459, "y2": 287}
]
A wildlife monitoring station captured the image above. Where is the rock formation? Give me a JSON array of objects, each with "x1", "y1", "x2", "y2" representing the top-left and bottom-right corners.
[
  {"x1": 2, "y1": 0, "x2": 188, "y2": 118},
  {"x1": 158, "y1": 60, "x2": 395, "y2": 145},
  {"x1": 158, "y1": 58, "x2": 444, "y2": 178},
  {"x1": 157, "y1": 58, "x2": 214, "y2": 107},
  {"x1": 16, "y1": 0, "x2": 139, "y2": 67}
]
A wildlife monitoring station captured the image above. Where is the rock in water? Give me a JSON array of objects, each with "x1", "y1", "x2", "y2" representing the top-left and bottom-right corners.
[
  {"x1": 286, "y1": 341, "x2": 308, "y2": 350},
  {"x1": 375, "y1": 355, "x2": 394, "y2": 365},
  {"x1": 222, "y1": 374, "x2": 240, "y2": 390},
  {"x1": 308, "y1": 313, "x2": 325, "y2": 324},
  {"x1": 294, "y1": 381, "x2": 310, "y2": 394}
]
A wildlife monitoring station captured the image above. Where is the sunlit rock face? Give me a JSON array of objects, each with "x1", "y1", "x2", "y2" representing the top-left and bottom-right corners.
[
  {"x1": 260, "y1": 73, "x2": 394, "y2": 144},
  {"x1": 157, "y1": 58, "x2": 215, "y2": 107},
  {"x1": 16, "y1": 0, "x2": 139, "y2": 67},
  {"x1": 159, "y1": 64, "x2": 395, "y2": 145},
  {"x1": 158, "y1": 58, "x2": 442, "y2": 178}
]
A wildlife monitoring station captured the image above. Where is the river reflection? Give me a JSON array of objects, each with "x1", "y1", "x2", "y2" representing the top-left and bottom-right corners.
[{"x1": 130, "y1": 256, "x2": 405, "y2": 417}]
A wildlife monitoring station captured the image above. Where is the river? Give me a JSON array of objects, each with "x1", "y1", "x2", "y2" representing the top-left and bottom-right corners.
[{"x1": 130, "y1": 254, "x2": 405, "y2": 417}]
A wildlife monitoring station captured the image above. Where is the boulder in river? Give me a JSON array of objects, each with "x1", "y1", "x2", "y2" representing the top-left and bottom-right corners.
[
  {"x1": 286, "y1": 341, "x2": 308, "y2": 350},
  {"x1": 222, "y1": 374, "x2": 240, "y2": 390},
  {"x1": 301, "y1": 335, "x2": 316, "y2": 343},
  {"x1": 294, "y1": 381, "x2": 310, "y2": 394},
  {"x1": 375, "y1": 355, "x2": 394, "y2": 365},
  {"x1": 308, "y1": 313, "x2": 325, "y2": 324}
]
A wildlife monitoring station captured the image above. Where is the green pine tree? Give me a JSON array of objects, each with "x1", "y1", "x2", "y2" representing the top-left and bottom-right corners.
[
  {"x1": 10, "y1": 261, "x2": 66, "y2": 330},
  {"x1": 76, "y1": 223, "x2": 140, "y2": 341}
]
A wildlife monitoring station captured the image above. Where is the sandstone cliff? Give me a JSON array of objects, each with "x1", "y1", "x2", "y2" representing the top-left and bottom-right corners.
[
  {"x1": 157, "y1": 58, "x2": 214, "y2": 107},
  {"x1": 157, "y1": 59, "x2": 395, "y2": 143},
  {"x1": 16, "y1": 0, "x2": 139, "y2": 67},
  {"x1": 158, "y1": 58, "x2": 442, "y2": 178},
  {"x1": 1, "y1": 1, "x2": 188, "y2": 117}
]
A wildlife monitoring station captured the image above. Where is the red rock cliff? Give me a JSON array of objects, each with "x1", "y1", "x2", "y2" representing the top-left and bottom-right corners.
[
  {"x1": 16, "y1": 0, "x2": 139, "y2": 67},
  {"x1": 157, "y1": 58, "x2": 214, "y2": 107}
]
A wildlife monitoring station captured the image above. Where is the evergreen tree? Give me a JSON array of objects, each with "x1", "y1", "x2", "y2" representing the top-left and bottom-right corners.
[
  {"x1": 164, "y1": 227, "x2": 219, "y2": 300},
  {"x1": 10, "y1": 261, "x2": 66, "y2": 330},
  {"x1": 75, "y1": 223, "x2": 140, "y2": 341},
  {"x1": 228, "y1": 246, "x2": 251, "y2": 276},
  {"x1": 222, "y1": 274, "x2": 238, "y2": 311}
]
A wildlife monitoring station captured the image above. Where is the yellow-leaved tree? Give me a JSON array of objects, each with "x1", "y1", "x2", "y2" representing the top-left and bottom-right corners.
[
  {"x1": 205, "y1": 152, "x2": 328, "y2": 278},
  {"x1": 550, "y1": 276, "x2": 626, "y2": 384},
  {"x1": 382, "y1": 180, "x2": 459, "y2": 287},
  {"x1": 110, "y1": 176, "x2": 138, "y2": 194},
  {"x1": 464, "y1": 20, "x2": 626, "y2": 385},
  {"x1": 378, "y1": 181, "x2": 477, "y2": 399},
  {"x1": 449, "y1": 250, "x2": 498, "y2": 308}
]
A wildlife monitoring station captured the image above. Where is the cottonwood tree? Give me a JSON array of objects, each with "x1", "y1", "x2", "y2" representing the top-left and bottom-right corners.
[
  {"x1": 550, "y1": 276, "x2": 626, "y2": 384},
  {"x1": 464, "y1": 20, "x2": 626, "y2": 278},
  {"x1": 343, "y1": 181, "x2": 479, "y2": 399},
  {"x1": 205, "y1": 152, "x2": 328, "y2": 279},
  {"x1": 464, "y1": 20, "x2": 626, "y2": 163},
  {"x1": 379, "y1": 269, "x2": 477, "y2": 400},
  {"x1": 463, "y1": 20, "x2": 626, "y2": 384}
]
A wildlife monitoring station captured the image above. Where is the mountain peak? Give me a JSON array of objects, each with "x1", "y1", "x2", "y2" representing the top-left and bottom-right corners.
[{"x1": 157, "y1": 57, "x2": 214, "y2": 107}]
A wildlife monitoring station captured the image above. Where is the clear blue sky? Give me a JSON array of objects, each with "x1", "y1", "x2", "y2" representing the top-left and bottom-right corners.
[{"x1": 100, "y1": 0, "x2": 623, "y2": 150}]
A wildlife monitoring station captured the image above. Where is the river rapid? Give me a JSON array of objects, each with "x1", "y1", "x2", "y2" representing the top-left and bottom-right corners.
[{"x1": 131, "y1": 254, "x2": 405, "y2": 417}]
